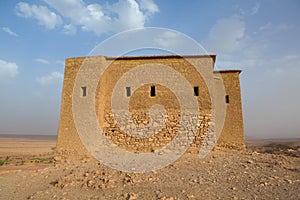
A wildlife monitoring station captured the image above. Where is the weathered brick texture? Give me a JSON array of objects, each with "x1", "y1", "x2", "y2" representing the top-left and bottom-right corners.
[{"x1": 57, "y1": 55, "x2": 245, "y2": 156}]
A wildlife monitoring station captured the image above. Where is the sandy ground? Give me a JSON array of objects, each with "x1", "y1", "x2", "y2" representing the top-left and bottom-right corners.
[{"x1": 0, "y1": 135, "x2": 299, "y2": 200}]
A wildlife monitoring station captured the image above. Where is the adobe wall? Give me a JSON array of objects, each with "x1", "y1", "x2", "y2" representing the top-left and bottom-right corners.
[
  {"x1": 95, "y1": 55, "x2": 214, "y2": 154},
  {"x1": 214, "y1": 70, "x2": 245, "y2": 149},
  {"x1": 56, "y1": 55, "x2": 245, "y2": 157},
  {"x1": 56, "y1": 57, "x2": 90, "y2": 156}
]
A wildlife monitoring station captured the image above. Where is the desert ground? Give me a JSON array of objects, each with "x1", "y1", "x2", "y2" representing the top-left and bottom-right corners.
[{"x1": 0, "y1": 135, "x2": 299, "y2": 200}]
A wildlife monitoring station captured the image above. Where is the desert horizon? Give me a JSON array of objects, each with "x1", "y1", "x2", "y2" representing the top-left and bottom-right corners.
[{"x1": 1, "y1": 133, "x2": 299, "y2": 199}]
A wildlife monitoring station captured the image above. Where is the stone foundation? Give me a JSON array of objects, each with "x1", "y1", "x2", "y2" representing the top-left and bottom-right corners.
[{"x1": 102, "y1": 111, "x2": 214, "y2": 153}]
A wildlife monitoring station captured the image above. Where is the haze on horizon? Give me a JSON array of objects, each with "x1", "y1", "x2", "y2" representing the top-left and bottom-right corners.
[{"x1": 0, "y1": 0, "x2": 299, "y2": 139}]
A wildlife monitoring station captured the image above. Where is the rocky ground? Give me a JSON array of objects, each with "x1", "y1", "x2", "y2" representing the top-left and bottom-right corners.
[{"x1": 0, "y1": 136, "x2": 299, "y2": 199}]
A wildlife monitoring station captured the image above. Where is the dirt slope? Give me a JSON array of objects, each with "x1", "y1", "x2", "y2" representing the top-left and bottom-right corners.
[{"x1": 0, "y1": 137, "x2": 299, "y2": 199}]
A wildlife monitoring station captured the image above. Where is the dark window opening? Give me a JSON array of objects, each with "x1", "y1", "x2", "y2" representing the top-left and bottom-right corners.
[
  {"x1": 225, "y1": 95, "x2": 229, "y2": 104},
  {"x1": 194, "y1": 86, "x2": 199, "y2": 96},
  {"x1": 150, "y1": 86, "x2": 156, "y2": 97},
  {"x1": 81, "y1": 86, "x2": 87, "y2": 97},
  {"x1": 126, "y1": 87, "x2": 131, "y2": 97}
]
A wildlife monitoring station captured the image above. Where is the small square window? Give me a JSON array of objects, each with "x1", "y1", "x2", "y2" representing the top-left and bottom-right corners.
[
  {"x1": 194, "y1": 86, "x2": 199, "y2": 96},
  {"x1": 150, "y1": 86, "x2": 155, "y2": 97},
  {"x1": 126, "y1": 87, "x2": 131, "y2": 97},
  {"x1": 81, "y1": 86, "x2": 87, "y2": 97}
]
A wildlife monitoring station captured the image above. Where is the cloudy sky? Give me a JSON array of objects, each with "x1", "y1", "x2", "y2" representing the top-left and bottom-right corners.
[{"x1": 0, "y1": 0, "x2": 299, "y2": 139}]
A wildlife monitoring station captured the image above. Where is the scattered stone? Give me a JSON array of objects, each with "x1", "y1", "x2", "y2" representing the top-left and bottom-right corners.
[
  {"x1": 187, "y1": 194, "x2": 195, "y2": 199},
  {"x1": 84, "y1": 172, "x2": 89, "y2": 177},
  {"x1": 162, "y1": 197, "x2": 175, "y2": 200},
  {"x1": 124, "y1": 192, "x2": 139, "y2": 200},
  {"x1": 53, "y1": 156, "x2": 62, "y2": 162},
  {"x1": 260, "y1": 182, "x2": 268, "y2": 187},
  {"x1": 155, "y1": 190, "x2": 163, "y2": 199},
  {"x1": 285, "y1": 179, "x2": 292, "y2": 184}
]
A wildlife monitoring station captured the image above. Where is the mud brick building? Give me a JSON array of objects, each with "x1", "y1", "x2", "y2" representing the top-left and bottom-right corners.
[{"x1": 57, "y1": 55, "x2": 245, "y2": 156}]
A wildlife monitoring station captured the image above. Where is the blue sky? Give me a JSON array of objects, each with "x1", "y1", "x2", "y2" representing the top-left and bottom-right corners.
[{"x1": 0, "y1": 0, "x2": 299, "y2": 139}]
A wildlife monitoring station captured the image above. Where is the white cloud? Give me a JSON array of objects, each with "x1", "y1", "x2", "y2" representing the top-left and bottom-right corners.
[
  {"x1": 205, "y1": 15, "x2": 297, "y2": 71},
  {"x1": 233, "y1": 2, "x2": 260, "y2": 16},
  {"x1": 154, "y1": 31, "x2": 181, "y2": 48},
  {"x1": 15, "y1": 0, "x2": 158, "y2": 35},
  {"x1": 258, "y1": 22, "x2": 272, "y2": 32},
  {"x1": 204, "y1": 15, "x2": 246, "y2": 54},
  {"x1": 44, "y1": 0, "x2": 158, "y2": 35},
  {"x1": 250, "y1": 2, "x2": 260, "y2": 15},
  {"x1": 35, "y1": 58, "x2": 50, "y2": 65},
  {"x1": 63, "y1": 24, "x2": 77, "y2": 35},
  {"x1": 36, "y1": 72, "x2": 63, "y2": 85},
  {"x1": 16, "y1": 2, "x2": 62, "y2": 29},
  {"x1": 2, "y1": 27, "x2": 18, "y2": 37},
  {"x1": 108, "y1": 0, "x2": 145, "y2": 31},
  {"x1": 264, "y1": 55, "x2": 300, "y2": 76},
  {"x1": 138, "y1": 0, "x2": 159, "y2": 14},
  {"x1": 0, "y1": 59, "x2": 19, "y2": 79},
  {"x1": 259, "y1": 22, "x2": 293, "y2": 33}
]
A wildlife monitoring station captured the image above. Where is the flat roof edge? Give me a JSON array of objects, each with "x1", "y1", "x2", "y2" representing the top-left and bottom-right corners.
[
  {"x1": 105, "y1": 54, "x2": 216, "y2": 61},
  {"x1": 66, "y1": 54, "x2": 216, "y2": 62}
]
